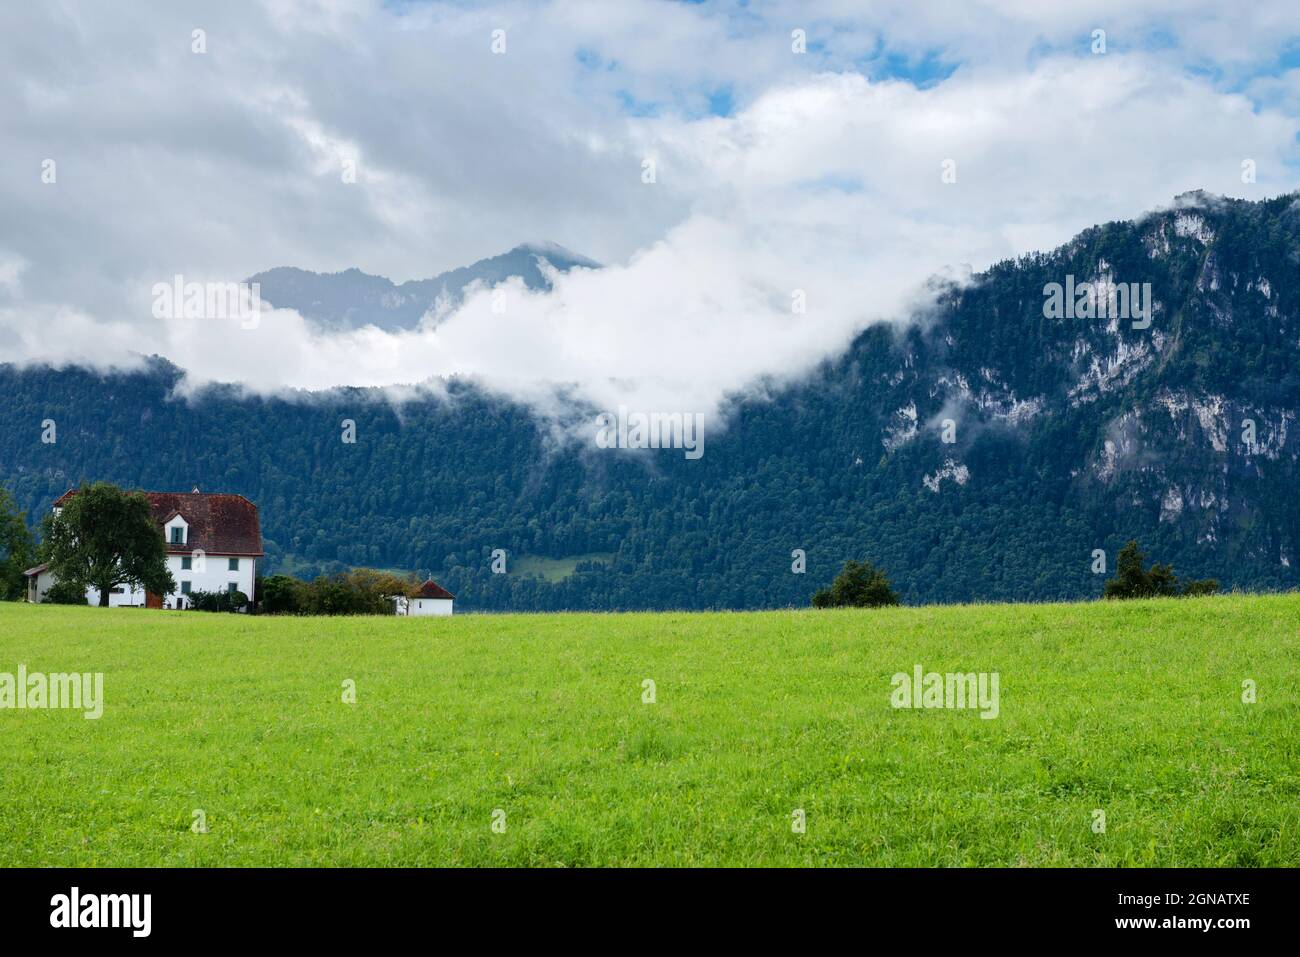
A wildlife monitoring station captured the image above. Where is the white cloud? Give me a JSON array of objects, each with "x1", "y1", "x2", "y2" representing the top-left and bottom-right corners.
[
  {"x1": 0, "y1": 1, "x2": 1298, "y2": 426},
  {"x1": 0, "y1": 253, "x2": 26, "y2": 295}
]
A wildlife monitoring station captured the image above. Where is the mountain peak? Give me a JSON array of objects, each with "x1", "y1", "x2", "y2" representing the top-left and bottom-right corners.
[
  {"x1": 249, "y1": 242, "x2": 600, "y2": 332},
  {"x1": 511, "y1": 241, "x2": 600, "y2": 269}
]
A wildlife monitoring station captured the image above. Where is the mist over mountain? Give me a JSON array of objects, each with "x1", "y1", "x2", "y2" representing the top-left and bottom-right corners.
[
  {"x1": 248, "y1": 242, "x2": 599, "y2": 332},
  {"x1": 4, "y1": 192, "x2": 1299, "y2": 610}
]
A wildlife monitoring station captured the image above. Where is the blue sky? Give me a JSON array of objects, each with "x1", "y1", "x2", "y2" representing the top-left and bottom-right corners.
[{"x1": 571, "y1": 1, "x2": 1299, "y2": 120}]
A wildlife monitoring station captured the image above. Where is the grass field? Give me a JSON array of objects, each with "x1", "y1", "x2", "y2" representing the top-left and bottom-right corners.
[
  {"x1": 512, "y1": 552, "x2": 614, "y2": 581},
  {"x1": 0, "y1": 595, "x2": 1297, "y2": 866}
]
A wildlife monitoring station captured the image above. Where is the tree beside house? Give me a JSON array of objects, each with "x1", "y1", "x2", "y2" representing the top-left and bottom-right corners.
[
  {"x1": 26, "y1": 483, "x2": 262, "y2": 610},
  {"x1": 0, "y1": 487, "x2": 36, "y2": 601}
]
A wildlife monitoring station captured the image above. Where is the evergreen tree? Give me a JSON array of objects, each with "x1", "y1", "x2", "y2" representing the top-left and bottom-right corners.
[{"x1": 1104, "y1": 540, "x2": 1218, "y2": 599}]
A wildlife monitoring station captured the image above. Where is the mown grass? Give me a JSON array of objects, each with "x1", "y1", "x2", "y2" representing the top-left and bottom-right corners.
[{"x1": 0, "y1": 595, "x2": 1296, "y2": 866}]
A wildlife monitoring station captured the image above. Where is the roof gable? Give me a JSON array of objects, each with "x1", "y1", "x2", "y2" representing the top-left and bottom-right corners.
[
  {"x1": 53, "y1": 489, "x2": 263, "y2": 556},
  {"x1": 147, "y1": 493, "x2": 263, "y2": 556},
  {"x1": 415, "y1": 578, "x2": 455, "y2": 600}
]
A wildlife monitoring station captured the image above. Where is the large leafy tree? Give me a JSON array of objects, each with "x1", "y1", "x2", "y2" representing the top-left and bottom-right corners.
[
  {"x1": 41, "y1": 483, "x2": 175, "y2": 607},
  {"x1": 258, "y1": 574, "x2": 307, "y2": 615},
  {"x1": 0, "y1": 486, "x2": 36, "y2": 600}
]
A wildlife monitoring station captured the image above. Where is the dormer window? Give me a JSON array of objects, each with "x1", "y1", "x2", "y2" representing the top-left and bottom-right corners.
[{"x1": 164, "y1": 514, "x2": 189, "y2": 546}]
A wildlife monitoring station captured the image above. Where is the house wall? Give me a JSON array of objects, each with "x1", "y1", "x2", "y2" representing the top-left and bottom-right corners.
[
  {"x1": 86, "y1": 584, "x2": 140, "y2": 608},
  {"x1": 73, "y1": 555, "x2": 257, "y2": 608},
  {"x1": 410, "y1": 597, "x2": 453, "y2": 617},
  {"x1": 166, "y1": 553, "x2": 258, "y2": 609},
  {"x1": 28, "y1": 570, "x2": 55, "y2": 603}
]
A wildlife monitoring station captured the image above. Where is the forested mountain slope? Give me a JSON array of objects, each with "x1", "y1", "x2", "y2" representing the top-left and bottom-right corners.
[{"x1": 3, "y1": 192, "x2": 1298, "y2": 609}]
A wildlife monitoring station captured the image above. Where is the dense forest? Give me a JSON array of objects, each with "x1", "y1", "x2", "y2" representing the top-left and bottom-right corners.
[{"x1": 2, "y1": 192, "x2": 1298, "y2": 610}]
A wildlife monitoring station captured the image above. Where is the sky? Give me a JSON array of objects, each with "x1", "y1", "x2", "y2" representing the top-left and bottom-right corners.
[{"x1": 1, "y1": 0, "x2": 1298, "y2": 420}]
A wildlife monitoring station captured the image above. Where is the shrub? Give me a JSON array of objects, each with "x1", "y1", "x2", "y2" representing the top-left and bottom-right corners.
[
  {"x1": 254, "y1": 568, "x2": 416, "y2": 616},
  {"x1": 812, "y1": 559, "x2": 900, "y2": 608},
  {"x1": 188, "y1": 589, "x2": 248, "y2": 613},
  {"x1": 44, "y1": 578, "x2": 89, "y2": 605}
]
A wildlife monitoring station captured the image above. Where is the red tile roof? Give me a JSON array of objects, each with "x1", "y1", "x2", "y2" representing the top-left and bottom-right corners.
[
  {"x1": 415, "y1": 578, "x2": 455, "y2": 600},
  {"x1": 53, "y1": 489, "x2": 263, "y2": 556}
]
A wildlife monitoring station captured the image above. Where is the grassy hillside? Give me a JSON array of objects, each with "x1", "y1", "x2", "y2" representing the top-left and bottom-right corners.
[
  {"x1": 513, "y1": 552, "x2": 615, "y2": 582},
  {"x1": 0, "y1": 596, "x2": 1296, "y2": 866}
]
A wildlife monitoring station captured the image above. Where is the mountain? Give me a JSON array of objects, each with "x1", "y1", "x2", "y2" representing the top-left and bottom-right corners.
[
  {"x1": 3, "y1": 192, "x2": 1299, "y2": 610},
  {"x1": 247, "y1": 241, "x2": 599, "y2": 331}
]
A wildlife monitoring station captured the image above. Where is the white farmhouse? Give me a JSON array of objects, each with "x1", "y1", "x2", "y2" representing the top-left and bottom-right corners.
[
  {"x1": 23, "y1": 564, "x2": 56, "y2": 603},
  {"x1": 396, "y1": 578, "x2": 455, "y2": 616},
  {"x1": 24, "y1": 488, "x2": 263, "y2": 610}
]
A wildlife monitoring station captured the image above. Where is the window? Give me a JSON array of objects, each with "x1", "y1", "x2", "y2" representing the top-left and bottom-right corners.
[
  {"x1": 228, "y1": 583, "x2": 237, "y2": 594},
  {"x1": 181, "y1": 556, "x2": 192, "y2": 570},
  {"x1": 181, "y1": 581, "x2": 191, "y2": 595},
  {"x1": 228, "y1": 557, "x2": 239, "y2": 571},
  {"x1": 169, "y1": 526, "x2": 184, "y2": 544}
]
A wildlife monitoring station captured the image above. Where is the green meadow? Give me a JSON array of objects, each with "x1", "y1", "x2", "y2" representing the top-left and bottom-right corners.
[
  {"x1": 0, "y1": 596, "x2": 1297, "y2": 867},
  {"x1": 512, "y1": 552, "x2": 614, "y2": 582}
]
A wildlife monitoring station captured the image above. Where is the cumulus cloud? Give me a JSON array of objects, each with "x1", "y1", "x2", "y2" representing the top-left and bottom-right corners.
[{"x1": 1, "y1": 0, "x2": 1298, "y2": 424}]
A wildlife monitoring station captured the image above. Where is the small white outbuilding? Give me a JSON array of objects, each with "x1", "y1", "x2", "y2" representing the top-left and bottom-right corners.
[{"x1": 396, "y1": 578, "x2": 455, "y2": 616}]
